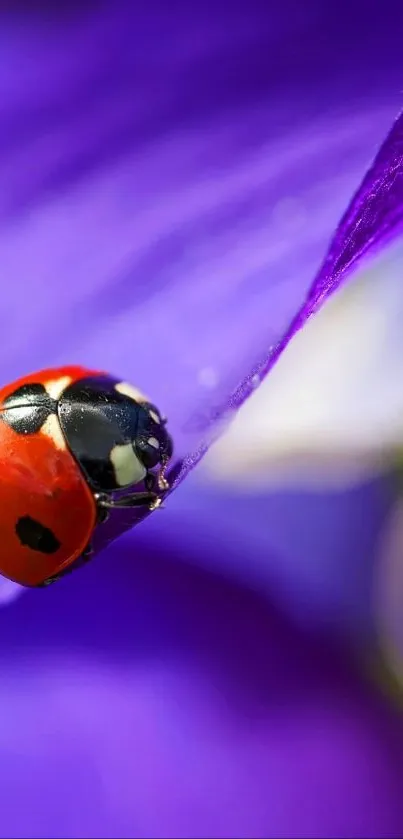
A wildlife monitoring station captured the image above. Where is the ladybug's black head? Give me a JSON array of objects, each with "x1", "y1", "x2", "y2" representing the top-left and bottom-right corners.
[{"x1": 134, "y1": 402, "x2": 173, "y2": 471}]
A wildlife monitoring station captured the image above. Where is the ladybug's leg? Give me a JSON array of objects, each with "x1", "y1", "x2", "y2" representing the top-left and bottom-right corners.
[
  {"x1": 144, "y1": 472, "x2": 156, "y2": 491},
  {"x1": 37, "y1": 544, "x2": 94, "y2": 587},
  {"x1": 95, "y1": 490, "x2": 163, "y2": 512},
  {"x1": 157, "y1": 461, "x2": 170, "y2": 492},
  {"x1": 145, "y1": 464, "x2": 170, "y2": 494},
  {"x1": 36, "y1": 576, "x2": 59, "y2": 587},
  {"x1": 105, "y1": 462, "x2": 171, "y2": 510}
]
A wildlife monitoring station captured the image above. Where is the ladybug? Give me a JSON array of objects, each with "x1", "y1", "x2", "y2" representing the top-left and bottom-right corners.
[{"x1": 0, "y1": 365, "x2": 173, "y2": 588}]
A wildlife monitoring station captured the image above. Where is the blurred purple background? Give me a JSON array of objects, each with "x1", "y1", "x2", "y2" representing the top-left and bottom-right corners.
[{"x1": 1, "y1": 1, "x2": 403, "y2": 836}]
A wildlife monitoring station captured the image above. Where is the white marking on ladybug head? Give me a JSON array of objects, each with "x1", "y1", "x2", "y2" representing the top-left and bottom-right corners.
[
  {"x1": 115, "y1": 382, "x2": 148, "y2": 404},
  {"x1": 45, "y1": 376, "x2": 72, "y2": 400},
  {"x1": 41, "y1": 414, "x2": 66, "y2": 450},
  {"x1": 148, "y1": 437, "x2": 160, "y2": 450},
  {"x1": 149, "y1": 410, "x2": 161, "y2": 425},
  {"x1": 110, "y1": 443, "x2": 147, "y2": 487}
]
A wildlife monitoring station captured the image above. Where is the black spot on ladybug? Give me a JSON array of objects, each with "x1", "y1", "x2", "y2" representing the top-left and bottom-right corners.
[
  {"x1": 15, "y1": 516, "x2": 61, "y2": 554},
  {"x1": 3, "y1": 383, "x2": 50, "y2": 409},
  {"x1": 1, "y1": 383, "x2": 56, "y2": 435}
]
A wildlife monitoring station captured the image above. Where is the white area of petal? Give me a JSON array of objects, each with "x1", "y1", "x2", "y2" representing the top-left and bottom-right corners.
[{"x1": 202, "y1": 240, "x2": 403, "y2": 490}]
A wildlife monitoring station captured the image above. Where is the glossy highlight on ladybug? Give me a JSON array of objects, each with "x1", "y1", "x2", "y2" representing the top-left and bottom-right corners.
[{"x1": 0, "y1": 366, "x2": 173, "y2": 588}]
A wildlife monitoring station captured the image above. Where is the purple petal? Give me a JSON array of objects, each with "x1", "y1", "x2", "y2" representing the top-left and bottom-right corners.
[
  {"x1": 222, "y1": 111, "x2": 403, "y2": 422},
  {"x1": 0, "y1": 4, "x2": 403, "y2": 836},
  {"x1": 146, "y1": 472, "x2": 395, "y2": 641},
  {"x1": 0, "y1": 3, "x2": 400, "y2": 575},
  {"x1": 2, "y1": 549, "x2": 403, "y2": 838},
  {"x1": 0, "y1": 4, "x2": 396, "y2": 455},
  {"x1": 313, "y1": 112, "x2": 403, "y2": 307},
  {"x1": 95, "y1": 105, "x2": 403, "y2": 552}
]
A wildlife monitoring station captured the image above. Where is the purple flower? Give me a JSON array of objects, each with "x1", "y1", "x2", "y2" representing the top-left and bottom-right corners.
[{"x1": 1, "y1": 1, "x2": 403, "y2": 836}]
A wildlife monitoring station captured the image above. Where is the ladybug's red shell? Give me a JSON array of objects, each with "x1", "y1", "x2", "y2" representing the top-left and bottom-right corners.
[
  {"x1": 0, "y1": 366, "x2": 98, "y2": 586},
  {"x1": 0, "y1": 364, "x2": 174, "y2": 588}
]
